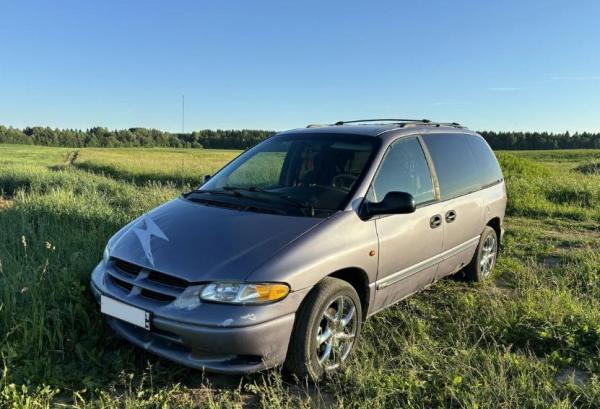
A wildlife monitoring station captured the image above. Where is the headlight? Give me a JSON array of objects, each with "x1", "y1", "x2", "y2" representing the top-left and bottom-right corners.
[
  {"x1": 168, "y1": 282, "x2": 290, "y2": 310},
  {"x1": 102, "y1": 245, "x2": 110, "y2": 263},
  {"x1": 200, "y1": 282, "x2": 290, "y2": 304}
]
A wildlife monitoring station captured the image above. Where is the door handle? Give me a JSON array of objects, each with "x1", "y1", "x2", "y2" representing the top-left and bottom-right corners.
[
  {"x1": 430, "y1": 214, "x2": 442, "y2": 229},
  {"x1": 445, "y1": 210, "x2": 457, "y2": 223}
]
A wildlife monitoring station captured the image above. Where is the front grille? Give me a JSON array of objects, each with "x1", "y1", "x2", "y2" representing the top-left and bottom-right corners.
[
  {"x1": 141, "y1": 288, "x2": 176, "y2": 302},
  {"x1": 110, "y1": 275, "x2": 134, "y2": 293},
  {"x1": 113, "y1": 258, "x2": 141, "y2": 277},
  {"x1": 147, "y1": 270, "x2": 188, "y2": 289},
  {"x1": 108, "y1": 258, "x2": 188, "y2": 304}
]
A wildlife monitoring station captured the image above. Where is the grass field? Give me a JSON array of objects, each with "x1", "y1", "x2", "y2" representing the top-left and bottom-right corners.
[{"x1": 0, "y1": 144, "x2": 599, "y2": 408}]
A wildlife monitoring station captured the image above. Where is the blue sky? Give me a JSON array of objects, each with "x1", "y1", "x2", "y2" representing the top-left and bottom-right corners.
[{"x1": 1, "y1": 0, "x2": 599, "y2": 132}]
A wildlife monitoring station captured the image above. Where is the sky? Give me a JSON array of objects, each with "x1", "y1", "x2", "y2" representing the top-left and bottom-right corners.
[{"x1": 1, "y1": 0, "x2": 599, "y2": 133}]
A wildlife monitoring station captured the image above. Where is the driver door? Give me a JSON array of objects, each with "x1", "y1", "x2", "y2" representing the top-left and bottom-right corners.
[{"x1": 370, "y1": 136, "x2": 444, "y2": 312}]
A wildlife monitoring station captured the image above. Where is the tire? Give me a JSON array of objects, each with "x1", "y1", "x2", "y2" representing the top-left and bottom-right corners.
[
  {"x1": 284, "y1": 277, "x2": 362, "y2": 381},
  {"x1": 463, "y1": 226, "x2": 498, "y2": 282}
]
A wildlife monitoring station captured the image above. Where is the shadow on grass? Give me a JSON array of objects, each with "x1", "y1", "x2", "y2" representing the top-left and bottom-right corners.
[
  {"x1": 545, "y1": 187, "x2": 595, "y2": 208},
  {"x1": 73, "y1": 161, "x2": 200, "y2": 188},
  {"x1": 575, "y1": 161, "x2": 600, "y2": 175}
]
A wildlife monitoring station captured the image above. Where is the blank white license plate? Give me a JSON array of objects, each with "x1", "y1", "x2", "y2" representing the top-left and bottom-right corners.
[{"x1": 101, "y1": 295, "x2": 150, "y2": 330}]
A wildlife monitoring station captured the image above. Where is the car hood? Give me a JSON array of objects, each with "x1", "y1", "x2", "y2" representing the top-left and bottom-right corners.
[{"x1": 109, "y1": 198, "x2": 324, "y2": 283}]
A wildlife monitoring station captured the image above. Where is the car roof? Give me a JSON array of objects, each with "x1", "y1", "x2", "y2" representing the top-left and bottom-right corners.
[{"x1": 278, "y1": 121, "x2": 478, "y2": 143}]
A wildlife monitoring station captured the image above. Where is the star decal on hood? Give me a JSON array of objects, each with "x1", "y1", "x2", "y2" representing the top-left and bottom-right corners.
[{"x1": 133, "y1": 215, "x2": 169, "y2": 267}]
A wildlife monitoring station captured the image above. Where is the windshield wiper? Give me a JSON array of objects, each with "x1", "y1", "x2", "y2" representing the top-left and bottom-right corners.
[
  {"x1": 187, "y1": 187, "x2": 316, "y2": 217},
  {"x1": 225, "y1": 186, "x2": 316, "y2": 217},
  {"x1": 190, "y1": 188, "x2": 245, "y2": 198},
  {"x1": 182, "y1": 190, "x2": 287, "y2": 215}
]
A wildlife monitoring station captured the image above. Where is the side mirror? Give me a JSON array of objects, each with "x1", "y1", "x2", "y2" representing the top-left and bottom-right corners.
[
  {"x1": 362, "y1": 191, "x2": 416, "y2": 218},
  {"x1": 202, "y1": 175, "x2": 211, "y2": 183}
]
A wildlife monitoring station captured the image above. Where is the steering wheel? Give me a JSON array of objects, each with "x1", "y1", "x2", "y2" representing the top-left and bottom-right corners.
[{"x1": 331, "y1": 173, "x2": 357, "y2": 191}]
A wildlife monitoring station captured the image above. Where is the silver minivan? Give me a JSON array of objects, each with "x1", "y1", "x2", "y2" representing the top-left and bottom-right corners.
[{"x1": 90, "y1": 119, "x2": 506, "y2": 380}]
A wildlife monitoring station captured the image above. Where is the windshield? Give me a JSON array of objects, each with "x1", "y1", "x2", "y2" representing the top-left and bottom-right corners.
[{"x1": 194, "y1": 133, "x2": 379, "y2": 217}]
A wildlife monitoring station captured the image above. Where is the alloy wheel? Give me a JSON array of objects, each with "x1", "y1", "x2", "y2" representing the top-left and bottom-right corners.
[
  {"x1": 314, "y1": 295, "x2": 358, "y2": 371},
  {"x1": 480, "y1": 235, "x2": 497, "y2": 277}
]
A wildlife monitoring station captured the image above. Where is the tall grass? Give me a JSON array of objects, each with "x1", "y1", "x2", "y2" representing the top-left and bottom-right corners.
[
  {"x1": 497, "y1": 153, "x2": 600, "y2": 222},
  {"x1": 0, "y1": 146, "x2": 599, "y2": 407},
  {"x1": 74, "y1": 147, "x2": 240, "y2": 187}
]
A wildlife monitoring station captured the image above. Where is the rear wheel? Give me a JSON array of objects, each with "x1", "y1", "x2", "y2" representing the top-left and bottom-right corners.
[
  {"x1": 284, "y1": 277, "x2": 362, "y2": 381},
  {"x1": 464, "y1": 226, "x2": 498, "y2": 282}
]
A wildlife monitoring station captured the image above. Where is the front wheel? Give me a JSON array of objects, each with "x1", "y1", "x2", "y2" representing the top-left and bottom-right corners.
[
  {"x1": 284, "y1": 277, "x2": 362, "y2": 381},
  {"x1": 464, "y1": 226, "x2": 498, "y2": 282}
]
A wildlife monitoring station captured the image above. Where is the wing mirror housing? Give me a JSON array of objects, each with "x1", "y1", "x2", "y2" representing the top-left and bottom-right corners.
[
  {"x1": 202, "y1": 174, "x2": 211, "y2": 183},
  {"x1": 362, "y1": 191, "x2": 416, "y2": 218}
]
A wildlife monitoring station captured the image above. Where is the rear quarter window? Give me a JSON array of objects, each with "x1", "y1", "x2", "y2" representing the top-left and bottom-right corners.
[
  {"x1": 423, "y1": 133, "x2": 501, "y2": 200},
  {"x1": 465, "y1": 134, "x2": 503, "y2": 187}
]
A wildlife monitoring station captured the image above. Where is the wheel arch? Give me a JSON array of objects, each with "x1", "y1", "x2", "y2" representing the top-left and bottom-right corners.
[
  {"x1": 486, "y1": 216, "x2": 502, "y2": 249},
  {"x1": 327, "y1": 267, "x2": 370, "y2": 320}
]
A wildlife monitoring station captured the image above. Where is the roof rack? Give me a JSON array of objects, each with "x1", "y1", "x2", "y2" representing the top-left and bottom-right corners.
[
  {"x1": 333, "y1": 119, "x2": 431, "y2": 126},
  {"x1": 306, "y1": 118, "x2": 464, "y2": 129}
]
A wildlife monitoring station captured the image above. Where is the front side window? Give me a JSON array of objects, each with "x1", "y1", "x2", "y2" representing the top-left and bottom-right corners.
[
  {"x1": 196, "y1": 134, "x2": 379, "y2": 216},
  {"x1": 370, "y1": 137, "x2": 435, "y2": 205}
]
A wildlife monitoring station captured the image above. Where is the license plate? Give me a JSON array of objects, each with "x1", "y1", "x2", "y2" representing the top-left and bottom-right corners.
[{"x1": 101, "y1": 295, "x2": 150, "y2": 330}]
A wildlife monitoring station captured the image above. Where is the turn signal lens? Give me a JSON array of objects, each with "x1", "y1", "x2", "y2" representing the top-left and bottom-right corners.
[
  {"x1": 252, "y1": 284, "x2": 290, "y2": 302},
  {"x1": 200, "y1": 282, "x2": 290, "y2": 304}
]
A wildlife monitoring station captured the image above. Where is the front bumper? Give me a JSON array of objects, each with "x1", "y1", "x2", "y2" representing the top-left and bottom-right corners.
[{"x1": 90, "y1": 262, "x2": 309, "y2": 374}]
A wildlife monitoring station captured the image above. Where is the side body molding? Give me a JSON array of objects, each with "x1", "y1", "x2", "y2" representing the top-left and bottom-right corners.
[{"x1": 376, "y1": 236, "x2": 480, "y2": 290}]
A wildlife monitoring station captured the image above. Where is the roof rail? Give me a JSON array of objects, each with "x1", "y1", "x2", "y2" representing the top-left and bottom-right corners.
[
  {"x1": 333, "y1": 119, "x2": 431, "y2": 126},
  {"x1": 306, "y1": 119, "x2": 465, "y2": 129}
]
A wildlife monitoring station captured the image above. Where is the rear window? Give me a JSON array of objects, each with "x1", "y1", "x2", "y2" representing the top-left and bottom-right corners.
[{"x1": 422, "y1": 133, "x2": 502, "y2": 200}]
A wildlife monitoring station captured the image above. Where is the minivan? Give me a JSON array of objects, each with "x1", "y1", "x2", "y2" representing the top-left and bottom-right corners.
[{"x1": 90, "y1": 119, "x2": 506, "y2": 380}]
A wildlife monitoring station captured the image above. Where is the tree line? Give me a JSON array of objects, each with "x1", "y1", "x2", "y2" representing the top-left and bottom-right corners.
[
  {"x1": 479, "y1": 130, "x2": 599, "y2": 150},
  {"x1": 0, "y1": 126, "x2": 273, "y2": 149},
  {"x1": 0, "y1": 125, "x2": 599, "y2": 150}
]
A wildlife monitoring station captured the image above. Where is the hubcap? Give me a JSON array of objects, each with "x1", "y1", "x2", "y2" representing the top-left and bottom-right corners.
[
  {"x1": 315, "y1": 295, "x2": 358, "y2": 370},
  {"x1": 480, "y1": 235, "x2": 497, "y2": 277}
]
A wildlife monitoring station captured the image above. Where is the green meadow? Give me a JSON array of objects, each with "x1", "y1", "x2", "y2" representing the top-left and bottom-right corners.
[{"x1": 0, "y1": 144, "x2": 599, "y2": 408}]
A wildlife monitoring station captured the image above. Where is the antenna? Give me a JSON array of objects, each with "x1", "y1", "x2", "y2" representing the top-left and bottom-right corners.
[{"x1": 181, "y1": 94, "x2": 185, "y2": 133}]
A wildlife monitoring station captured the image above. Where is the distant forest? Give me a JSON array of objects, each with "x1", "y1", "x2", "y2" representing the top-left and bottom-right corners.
[{"x1": 1, "y1": 125, "x2": 599, "y2": 150}]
